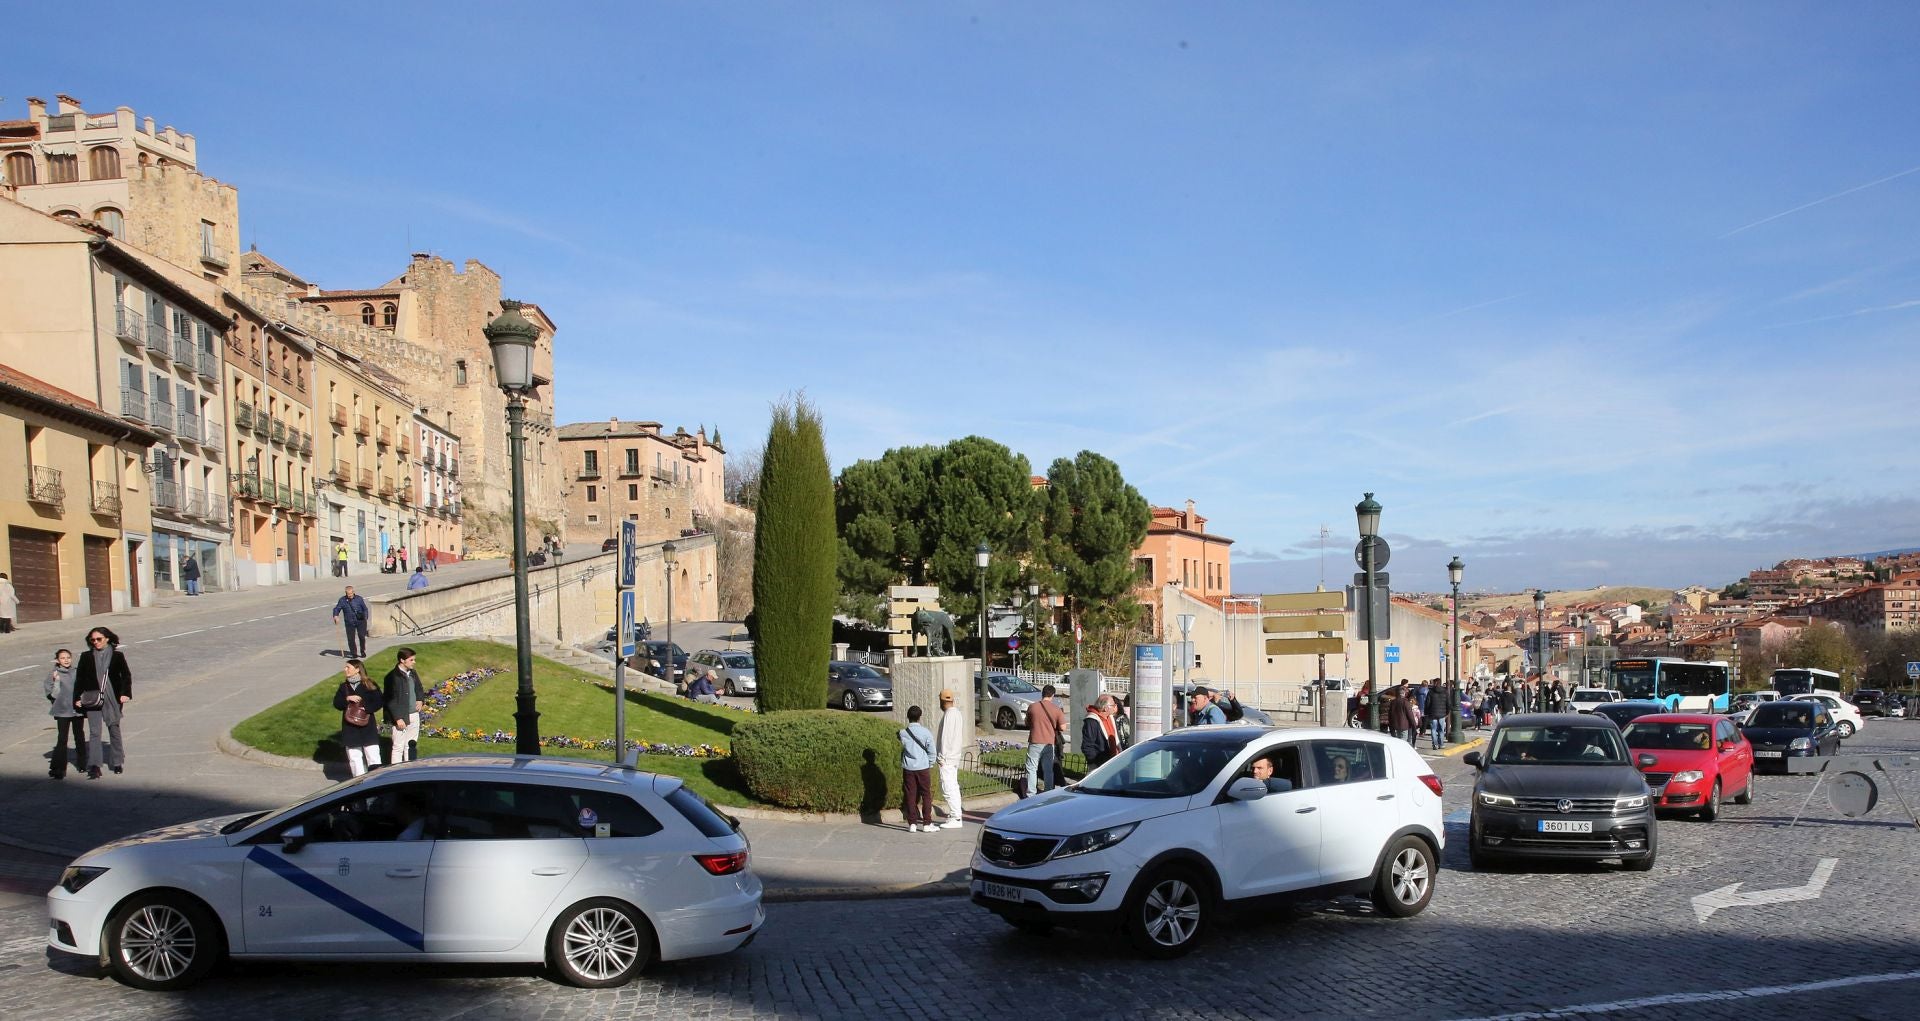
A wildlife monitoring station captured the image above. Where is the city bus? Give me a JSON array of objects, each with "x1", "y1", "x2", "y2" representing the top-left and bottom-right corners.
[
  {"x1": 1606, "y1": 658, "x2": 1732, "y2": 712},
  {"x1": 1769, "y1": 667, "x2": 1843, "y2": 700}
]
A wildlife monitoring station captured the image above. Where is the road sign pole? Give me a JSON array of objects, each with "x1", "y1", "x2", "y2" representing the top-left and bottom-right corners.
[{"x1": 1364, "y1": 542, "x2": 1381, "y2": 732}]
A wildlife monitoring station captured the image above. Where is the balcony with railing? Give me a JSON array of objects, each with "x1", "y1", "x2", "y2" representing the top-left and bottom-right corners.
[
  {"x1": 202, "y1": 498, "x2": 227, "y2": 527},
  {"x1": 650, "y1": 466, "x2": 677, "y2": 483},
  {"x1": 376, "y1": 424, "x2": 392, "y2": 448},
  {"x1": 577, "y1": 465, "x2": 602, "y2": 480},
  {"x1": 197, "y1": 348, "x2": 219, "y2": 380},
  {"x1": 91, "y1": 480, "x2": 121, "y2": 518},
  {"x1": 234, "y1": 401, "x2": 254, "y2": 431},
  {"x1": 299, "y1": 432, "x2": 314, "y2": 455},
  {"x1": 619, "y1": 461, "x2": 642, "y2": 478},
  {"x1": 448, "y1": 459, "x2": 460, "y2": 478},
  {"x1": 357, "y1": 469, "x2": 374, "y2": 491},
  {"x1": 398, "y1": 433, "x2": 412, "y2": 455},
  {"x1": 120, "y1": 387, "x2": 147, "y2": 423},
  {"x1": 27, "y1": 465, "x2": 64, "y2": 506},
  {"x1": 238, "y1": 475, "x2": 261, "y2": 500},
  {"x1": 355, "y1": 415, "x2": 371, "y2": 437},
  {"x1": 201, "y1": 241, "x2": 230, "y2": 270},
  {"x1": 251, "y1": 413, "x2": 270, "y2": 439},
  {"x1": 328, "y1": 403, "x2": 346, "y2": 428},
  {"x1": 114, "y1": 305, "x2": 145, "y2": 348},
  {"x1": 149, "y1": 399, "x2": 175, "y2": 434},
  {"x1": 271, "y1": 419, "x2": 287, "y2": 445},
  {"x1": 397, "y1": 485, "x2": 413, "y2": 505},
  {"x1": 146, "y1": 319, "x2": 168, "y2": 355},
  {"x1": 182, "y1": 487, "x2": 205, "y2": 519},
  {"x1": 173, "y1": 330, "x2": 196, "y2": 365},
  {"x1": 203, "y1": 421, "x2": 223, "y2": 456},
  {"x1": 176, "y1": 409, "x2": 202, "y2": 444},
  {"x1": 333, "y1": 460, "x2": 352, "y2": 484},
  {"x1": 152, "y1": 478, "x2": 181, "y2": 514},
  {"x1": 378, "y1": 476, "x2": 395, "y2": 497}
]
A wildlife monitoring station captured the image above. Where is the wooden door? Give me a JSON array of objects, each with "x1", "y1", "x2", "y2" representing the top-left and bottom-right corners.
[
  {"x1": 7, "y1": 527, "x2": 63, "y2": 622},
  {"x1": 83, "y1": 536, "x2": 113, "y2": 614}
]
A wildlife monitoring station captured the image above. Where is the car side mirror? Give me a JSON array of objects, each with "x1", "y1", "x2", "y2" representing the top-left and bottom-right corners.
[
  {"x1": 1226, "y1": 777, "x2": 1268, "y2": 802},
  {"x1": 281, "y1": 823, "x2": 310, "y2": 854},
  {"x1": 1462, "y1": 751, "x2": 1483, "y2": 768},
  {"x1": 1637, "y1": 753, "x2": 1658, "y2": 768}
]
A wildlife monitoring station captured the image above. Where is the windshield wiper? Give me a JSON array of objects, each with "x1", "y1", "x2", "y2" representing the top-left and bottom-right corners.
[{"x1": 219, "y1": 812, "x2": 267, "y2": 835}]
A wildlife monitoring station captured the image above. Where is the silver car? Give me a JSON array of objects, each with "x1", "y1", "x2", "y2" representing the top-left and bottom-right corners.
[
  {"x1": 982, "y1": 673, "x2": 1057, "y2": 730},
  {"x1": 827, "y1": 661, "x2": 893, "y2": 712},
  {"x1": 688, "y1": 650, "x2": 757, "y2": 696}
]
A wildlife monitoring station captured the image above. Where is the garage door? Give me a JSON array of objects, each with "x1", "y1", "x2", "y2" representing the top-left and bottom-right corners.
[
  {"x1": 7, "y1": 527, "x2": 63, "y2": 623},
  {"x1": 84, "y1": 536, "x2": 113, "y2": 615}
]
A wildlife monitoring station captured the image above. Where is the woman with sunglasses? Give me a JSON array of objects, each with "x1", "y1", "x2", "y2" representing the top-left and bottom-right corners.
[{"x1": 72, "y1": 626, "x2": 133, "y2": 779}]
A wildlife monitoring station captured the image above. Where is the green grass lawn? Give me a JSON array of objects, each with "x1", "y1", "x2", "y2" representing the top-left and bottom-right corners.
[{"x1": 230, "y1": 639, "x2": 750, "y2": 804}]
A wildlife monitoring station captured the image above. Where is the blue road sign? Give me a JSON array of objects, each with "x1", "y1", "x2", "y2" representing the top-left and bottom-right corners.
[
  {"x1": 1007, "y1": 637, "x2": 1021, "y2": 650},
  {"x1": 619, "y1": 590, "x2": 637, "y2": 658},
  {"x1": 619, "y1": 520, "x2": 638, "y2": 588},
  {"x1": 1908, "y1": 661, "x2": 1920, "y2": 680},
  {"x1": 1384, "y1": 645, "x2": 1401, "y2": 664}
]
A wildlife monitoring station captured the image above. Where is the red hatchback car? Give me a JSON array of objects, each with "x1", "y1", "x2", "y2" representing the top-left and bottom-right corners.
[{"x1": 1620, "y1": 713, "x2": 1755, "y2": 821}]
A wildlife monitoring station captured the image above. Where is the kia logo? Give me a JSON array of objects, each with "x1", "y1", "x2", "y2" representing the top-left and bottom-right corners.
[
  {"x1": 1557, "y1": 799, "x2": 1573, "y2": 814},
  {"x1": 999, "y1": 842, "x2": 1017, "y2": 859}
]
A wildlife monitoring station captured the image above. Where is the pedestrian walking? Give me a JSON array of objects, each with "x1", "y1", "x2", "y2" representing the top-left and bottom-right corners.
[
  {"x1": 1388, "y1": 682, "x2": 1419, "y2": 745},
  {"x1": 933, "y1": 689, "x2": 967, "y2": 829},
  {"x1": 1081, "y1": 694, "x2": 1122, "y2": 769},
  {"x1": 0, "y1": 571, "x2": 17, "y2": 632},
  {"x1": 1188, "y1": 686, "x2": 1227, "y2": 726},
  {"x1": 180, "y1": 554, "x2": 202, "y2": 596},
  {"x1": 45, "y1": 648, "x2": 89, "y2": 779},
  {"x1": 425, "y1": 545, "x2": 439, "y2": 572},
  {"x1": 407, "y1": 565, "x2": 430, "y2": 590},
  {"x1": 1424, "y1": 679, "x2": 1450, "y2": 750},
  {"x1": 335, "y1": 659, "x2": 385, "y2": 777},
  {"x1": 898, "y1": 705, "x2": 936, "y2": 832},
  {"x1": 333, "y1": 584, "x2": 370, "y2": 658},
  {"x1": 383, "y1": 647, "x2": 426, "y2": 765},
  {"x1": 1024, "y1": 684, "x2": 1065, "y2": 797},
  {"x1": 397, "y1": 546, "x2": 408, "y2": 574},
  {"x1": 1113, "y1": 695, "x2": 1134, "y2": 750},
  {"x1": 334, "y1": 542, "x2": 350, "y2": 577},
  {"x1": 73, "y1": 626, "x2": 132, "y2": 779}
]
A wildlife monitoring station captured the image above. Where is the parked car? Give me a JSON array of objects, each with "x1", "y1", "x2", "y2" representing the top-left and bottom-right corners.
[
  {"x1": 827, "y1": 660, "x2": 893, "y2": 711},
  {"x1": 47, "y1": 756, "x2": 763, "y2": 991},
  {"x1": 1620, "y1": 714, "x2": 1755, "y2": 820},
  {"x1": 628, "y1": 640, "x2": 688, "y2": 682},
  {"x1": 982, "y1": 673, "x2": 1057, "y2": 730},
  {"x1": 601, "y1": 620, "x2": 652, "y2": 649},
  {"x1": 1740, "y1": 700, "x2": 1842, "y2": 773},
  {"x1": 1464, "y1": 713, "x2": 1657, "y2": 871},
  {"x1": 1850, "y1": 689, "x2": 1891, "y2": 717},
  {"x1": 970, "y1": 726, "x2": 1443, "y2": 957},
  {"x1": 601, "y1": 536, "x2": 619, "y2": 552},
  {"x1": 688, "y1": 650, "x2": 757, "y2": 697},
  {"x1": 1566, "y1": 687, "x2": 1621, "y2": 713},
  {"x1": 1590, "y1": 700, "x2": 1670, "y2": 729},
  {"x1": 1789, "y1": 693, "x2": 1863, "y2": 738}
]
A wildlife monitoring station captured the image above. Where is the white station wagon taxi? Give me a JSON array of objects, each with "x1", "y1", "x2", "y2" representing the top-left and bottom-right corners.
[{"x1": 47, "y1": 756, "x2": 763, "y2": 990}]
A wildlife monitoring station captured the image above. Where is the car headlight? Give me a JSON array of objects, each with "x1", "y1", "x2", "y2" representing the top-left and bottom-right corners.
[
  {"x1": 1671, "y1": 770, "x2": 1704, "y2": 784},
  {"x1": 1789, "y1": 737, "x2": 1812, "y2": 751},
  {"x1": 1615, "y1": 794, "x2": 1650, "y2": 811},
  {"x1": 59, "y1": 866, "x2": 108, "y2": 894},
  {"x1": 1478, "y1": 791, "x2": 1516, "y2": 807},
  {"x1": 1051, "y1": 822, "x2": 1138, "y2": 860}
]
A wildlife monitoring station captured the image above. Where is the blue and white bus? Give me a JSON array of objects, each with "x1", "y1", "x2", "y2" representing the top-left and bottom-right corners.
[{"x1": 1606, "y1": 658, "x2": 1732, "y2": 713}]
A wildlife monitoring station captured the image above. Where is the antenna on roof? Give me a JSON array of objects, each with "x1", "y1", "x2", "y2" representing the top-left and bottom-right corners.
[{"x1": 1318, "y1": 524, "x2": 1330, "y2": 587}]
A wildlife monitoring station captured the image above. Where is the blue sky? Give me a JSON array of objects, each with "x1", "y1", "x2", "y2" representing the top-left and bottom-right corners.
[{"x1": 12, "y1": 2, "x2": 1920, "y2": 593}]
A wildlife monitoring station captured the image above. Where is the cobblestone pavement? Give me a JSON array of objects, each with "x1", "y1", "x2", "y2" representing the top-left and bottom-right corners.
[{"x1": 2, "y1": 722, "x2": 1916, "y2": 1019}]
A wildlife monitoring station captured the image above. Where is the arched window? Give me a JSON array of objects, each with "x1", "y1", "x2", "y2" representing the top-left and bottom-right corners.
[
  {"x1": 94, "y1": 207, "x2": 123, "y2": 237},
  {"x1": 3, "y1": 152, "x2": 34, "y2": 185},
  {"x1": 316, "y1": 305, "x2": 330, "y2": 313},
  {"x1": 381, "y1": 303, "x2": 397, "y2": 328},
  {"x1": 52, "y1": 209, "x2": 79, "y2": 220},
  {"x1": 454, "y1": 360, "x2": 468, "y2": 386},
  {"x1": 360, "y1": 304, "x2": 375, "y2": 326},
  {"x1": 88, "y1": 146, "x2": 121, "y2": 180}
]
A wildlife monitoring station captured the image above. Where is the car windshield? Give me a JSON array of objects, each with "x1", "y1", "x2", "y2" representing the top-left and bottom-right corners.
[
  {"x1": 1489, "y1": 725, "x2": 1629, "y2": 765},
  {"x1": 1613, "y1": 669, "x2": 1656, "y2": 700},
  {"x1": 1076, "y1": 740, "x2": 1237, "y2": 799},
  {"x1": 1573, "y1": 689, "x2": 1611, "y2": 700},
  {"x1": 1749, "y1": 703, "x2": 1813, "y2": 728},
  {"x1": 1622, "y1": 722, "x2": 1713, "y2": 750},
  {"x1": 993, "y1": 675, "x2": 1040, "y2": 694},
  {"x1": 839, "y1": 665, "x2": 884, "y2": 681},
  {"x1": 722, "y1": 654, "x2": 754, "y2": 668}
]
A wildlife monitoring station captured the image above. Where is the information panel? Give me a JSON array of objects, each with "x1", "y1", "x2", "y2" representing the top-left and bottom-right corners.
[{"x1": 1133, "y1": 643, "x2": 1168, "y2": 742}]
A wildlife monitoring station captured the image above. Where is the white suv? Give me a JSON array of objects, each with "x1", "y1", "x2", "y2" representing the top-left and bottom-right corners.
[
  {"x1": 1567, "y1": 688, "x2": 1620, "y2": 713},
  {"x1": 1791, "y1": 693, "x2": 1864, "y2": 738},
  {"x1": 969, "y1": 726, "x2": 1443, "y2": 957}
]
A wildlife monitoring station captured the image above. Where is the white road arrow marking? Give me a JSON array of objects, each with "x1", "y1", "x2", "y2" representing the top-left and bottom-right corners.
[{"x1": 1692, "y1": 857, "x2": 1837, "y2": 923}]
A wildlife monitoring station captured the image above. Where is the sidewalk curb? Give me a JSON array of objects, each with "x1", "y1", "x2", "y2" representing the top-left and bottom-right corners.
[
  {"x1": 763, "y1": 881, "x2": 969, "y2": 903},
  {"x1": 216, "y1": 732, "x2": 325, "y2": 773},
  {"x1": 727, "y1": 790, "x2": 1019, "y2": 825},
  {"x1": 1436, "y1": 737, "x2": 1487, "y2": 758}
]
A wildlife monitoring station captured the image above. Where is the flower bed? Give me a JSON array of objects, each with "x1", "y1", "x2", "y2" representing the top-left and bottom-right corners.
[{"x1": 414, "y1": 665, "x2": 729, "y2": 758}]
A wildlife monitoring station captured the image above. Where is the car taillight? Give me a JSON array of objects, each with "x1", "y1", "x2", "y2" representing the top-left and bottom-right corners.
[
  {"x1": 693, "y1": 850, "x2": 749, "y2": 876},
  {"x1": 1418, "y1": 773, "x2": 1443, "y2": 797}
]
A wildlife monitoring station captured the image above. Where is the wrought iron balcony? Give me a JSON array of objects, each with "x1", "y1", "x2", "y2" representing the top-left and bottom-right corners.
[
  {"x1": 27, "y1": 465, "x2": 64, "y2": 506},
  {"x1": 204, "y1": 421, "x2": 223, "y2": 455},
  {"x1": 578, "y1": 466, "x2": 602, "y2": 480},
  {"x1": 146, "y1": 319, "x2": 168, "y2": 352},
  {"x1": 114, "y1": 305, "x2": 145, "y2": 347},
  {"x1": 176, "y1": 410, "x2": 202, "y2": 444},
  {"x1": 149, "y1": 400, "x2": 176, "y2": 434},
  {"x1": 152, "y1": 478, "x2": 181, "y2": 513},
  {"x1": 91, "y1": 480, "x2": 121, "y2": 517},
  {"x1": 234, "y1": 401, "x2": 254, "y2": 430},
  {"x1": 173, "y1": 331, "x2": 196, "y2": 365},
  {"x1": 251, "y1": 414, "x2": 270, "y2": 439},
  {"x1": 271, "y1": 419, "x2": 287, "y2": 444},
  {"x1": 121, "y1": 387, "x2": 147, "y2": 423},
  {"x1": 197, "y1": 349, "x2": 218, "y2": 380}
]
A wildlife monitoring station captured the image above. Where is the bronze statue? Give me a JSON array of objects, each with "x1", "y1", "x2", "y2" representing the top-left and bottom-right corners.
[{"x1": 912, "y1": 608, "x2": 956, "y2": 657}]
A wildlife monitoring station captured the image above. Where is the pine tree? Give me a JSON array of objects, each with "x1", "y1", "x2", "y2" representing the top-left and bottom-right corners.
[{"x1": 752, "y1": 395, "x2": 835, "y2": 711}]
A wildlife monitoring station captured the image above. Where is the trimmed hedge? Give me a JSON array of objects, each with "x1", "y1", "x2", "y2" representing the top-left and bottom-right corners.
[{"x1": 731, "y1": 710, "x2": 904, "y2": 814}]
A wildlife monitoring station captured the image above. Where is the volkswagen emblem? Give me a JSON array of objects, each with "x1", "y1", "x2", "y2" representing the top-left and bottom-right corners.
[
  {"x1": 1556, "y1": 799, "x2": 1573, "y2": 814},
  {"x1": 998, "y1": 842, "x2": 1017, "y2": 859}
]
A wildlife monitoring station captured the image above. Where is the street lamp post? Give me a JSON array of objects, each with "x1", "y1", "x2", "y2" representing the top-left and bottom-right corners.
[
  {"x1": 663, "y1": 540, "x2": 679, "y2": 686},
  {"x1": 976, "y1": 543, "x2": 991, "y2": 730},
  {"x1": 1448, "y1": 556, "x2": 1464, "y2": 743},
  {"x1": 553, "y1": 546, "x2": 565, "y2": 643},
  {"x1": 1356, "y1": 493, "x2": 1383, "y2": 732},
  {"x1": 1027, "y1": 581, "x2": 1039, "y2": 677},
  {"x1": 1533, "y1": 589, "x2": 1548, "y2": 712},
  {"x1": 484, "y1": 300, "x2": 541, "y2": 755}
]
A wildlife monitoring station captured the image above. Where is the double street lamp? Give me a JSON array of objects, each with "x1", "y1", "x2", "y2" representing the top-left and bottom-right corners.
[
  {"x1": 1357, "y1": 493, "x2": 1383, "y2": 732},
  {"x1": 484, "y1": 301, "x2": 541, "y2": 755},
  {"x1": 1448, "y1": 556, "x2": 1464, "y2": 743}
]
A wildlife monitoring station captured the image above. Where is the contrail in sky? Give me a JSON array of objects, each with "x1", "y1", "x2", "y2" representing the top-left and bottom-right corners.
[{"x1": 1720, "y1": 163, "x2": 1920, "y2": 239}]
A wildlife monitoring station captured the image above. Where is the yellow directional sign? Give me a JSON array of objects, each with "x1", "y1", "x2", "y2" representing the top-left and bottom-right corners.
[
  {"x1": 1266, "y1": 637, "x2": 1345, "y2": 656},
  {"x1": 1261, "y1": 591, "x2": 1346, "y2": 612},
  {"x1": 1262, "y1": 612, "x2": 1345, "y2": 634}
]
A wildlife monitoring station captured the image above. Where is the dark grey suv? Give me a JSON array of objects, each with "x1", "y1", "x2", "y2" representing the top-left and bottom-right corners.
[{"x1": 1465, "y1": 713, "x2": 1657, "y2": 872}]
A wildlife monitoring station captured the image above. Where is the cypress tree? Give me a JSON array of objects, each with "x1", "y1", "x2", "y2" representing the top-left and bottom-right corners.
[{"x1": 753, "y1": 395, "x2": 835, "y2": 711}]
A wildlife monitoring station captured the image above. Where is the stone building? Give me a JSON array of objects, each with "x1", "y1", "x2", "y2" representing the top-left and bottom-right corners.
[
  {"x1": 223, "y1": 294, "x2": 320, "y2": 585},
  {"x1": 1132, "y1": 500, "x2": 1234, "y2": 631},
  {"x1": 555, "y1": 418, "x2": 726, "y2": 546},
  {"x1": 412, "y1": 410, "x2": 462, "y2": 562},
  {"x1": 312, "y1": 341, "x2": 420, "y2": 573},
  {"x1": 239, "y1": 251, "x2": 563, "y2": 555},
  {"x1": 0, "y1": 95, "x2": 240, "y2": 286}
]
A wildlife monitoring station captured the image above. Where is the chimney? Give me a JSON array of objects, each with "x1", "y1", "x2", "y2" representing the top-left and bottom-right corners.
[
  {"x1": 306, "y1": 284, "x2": 320, "y2": 297},
  {"x1": 54, "y1": 94, "x2": 83, "y2": 114},
  {"x1": 1185, "y1": 499, "x2": 1196, "y2": 526},
  {"x1": 608, "y1": 416, "x2": 619, "y2": 432},
  {"x1": 26, "y1": 97, "x2": 45, "y2": 119}
]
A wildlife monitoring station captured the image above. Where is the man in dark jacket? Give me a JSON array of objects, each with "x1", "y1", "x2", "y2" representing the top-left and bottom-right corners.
[
  {"x1": 1423, "y1": 679, "x2": 1451, "y2": 750},
  {"x1": 1387, "y1": 682, "x2": 1419, "y2": 744},
  {"x1": 384, "y1": 647, "x2": 426, "y2": 764},
  {"x1": 1081, "y1": 695, "x2": 1121, "y2": 769},
  {"x1": 333, "y1": 585, "x2": 370, "y2": 658}
]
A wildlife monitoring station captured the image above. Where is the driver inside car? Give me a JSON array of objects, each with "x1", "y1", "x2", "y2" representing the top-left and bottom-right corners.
[{"x1": 1247, "y1": 755, "x2": 1293, "y2": 793}]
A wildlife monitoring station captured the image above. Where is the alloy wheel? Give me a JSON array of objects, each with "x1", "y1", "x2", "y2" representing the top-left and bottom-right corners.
[
  {"x1": 1389, "y1": 847, "x2": 1431, "y2": 904},
  {"x1": 118, "y1": 904, "x2": 198, "y2": 983},
  {"x1": 1142, "y1": 877, "x2": 1202, "y2": 947},
  {"x1": 562, "y1": 906, "x2": 642, "y2": 982}
]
